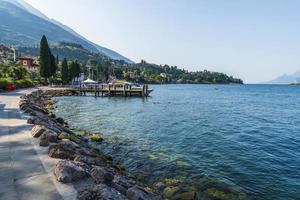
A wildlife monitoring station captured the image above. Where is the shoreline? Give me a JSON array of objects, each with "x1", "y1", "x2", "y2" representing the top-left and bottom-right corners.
[
  {"x1": 18, "y1": 88, "x2": 162, "y2": 200},
  {"x1": 12, "y1": 87, "x2": 249, "y2": 200}
]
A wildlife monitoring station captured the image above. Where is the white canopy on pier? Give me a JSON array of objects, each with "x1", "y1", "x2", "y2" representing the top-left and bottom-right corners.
[{"x1": 83, "y1": 78, "x2": 97, "y2": 84}]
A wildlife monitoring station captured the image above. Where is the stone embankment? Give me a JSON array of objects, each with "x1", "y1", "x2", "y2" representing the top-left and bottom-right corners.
[{"x1": 19, "y1": 89, "x2": 161, "y2": 200}]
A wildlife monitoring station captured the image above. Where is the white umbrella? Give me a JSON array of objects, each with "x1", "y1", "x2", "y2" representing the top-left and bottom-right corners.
[{"x1": 83, "y1": 78, "x2": 97, "y2": 84}]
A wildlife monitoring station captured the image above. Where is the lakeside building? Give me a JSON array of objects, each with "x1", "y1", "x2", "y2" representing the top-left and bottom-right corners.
[
  {"x1": 19, "y1": 57, "x2": 39, "y2": 69},
  {"x1": 128, "y1": 71, "x2": 138, "y2": 79}
]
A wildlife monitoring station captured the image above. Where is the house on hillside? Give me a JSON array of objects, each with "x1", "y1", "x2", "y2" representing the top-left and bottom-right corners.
[
  {"x1": 19, "y1": 57, "x2": 38, "y2": 69},
  {"x1": 108, "y1": 75, "x2": 117, "y2": 83},
  {"x1": 128, "y1": 71, "x2": 138, "y2": 79}
]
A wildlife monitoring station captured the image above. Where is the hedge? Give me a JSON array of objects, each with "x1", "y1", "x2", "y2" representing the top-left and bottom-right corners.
[
  {"x1": 0, "y1": 78, "x2": 35, "y2": 90},
  {"x1": 14, "y1": 79, "x2": 34, "y2": 88},
  {"x1": 0, "y1": 78, "x2": 13, "y2": 89}
]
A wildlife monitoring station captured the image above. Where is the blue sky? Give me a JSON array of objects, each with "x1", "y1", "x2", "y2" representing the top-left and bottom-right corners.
[{"x1": 25, "y1": 0, "x2": 300, "y2": 83}]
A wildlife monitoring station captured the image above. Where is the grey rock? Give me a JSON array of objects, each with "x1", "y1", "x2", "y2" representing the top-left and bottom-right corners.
[
  {"x1": 48, "y1": 141, "x2": 79, "y2": 160},
  {"x1": 56, "y1": 117, "x2": 65, "y2": 125},
  {"x1": 91, "y1": 167, "x2": 114, "y2": 186},
  {"x1": 31, "y1": 125, "x2": 47, "y2": 138},
  {"x1": 78, "y1": 184, "x2": 127, "y2": 200},
  {"x1": 112, "y1": 183, "x2": 128, "y2": 196},
  {"x1": 39, "y1": 130, "x2": 58, "y2": 146},
  {"x1": 54, "y1": 160, "x2": 88, "y2": 183}
]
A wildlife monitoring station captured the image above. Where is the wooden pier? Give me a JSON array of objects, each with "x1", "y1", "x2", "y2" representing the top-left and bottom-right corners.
[{"x1": 67, "y1": 84, "x2": 152, "y2": 97}]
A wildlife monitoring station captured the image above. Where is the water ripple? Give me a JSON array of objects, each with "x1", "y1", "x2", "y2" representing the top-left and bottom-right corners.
[{"x1": 54, "y1": 84, "x2": 300, "y2": 200}]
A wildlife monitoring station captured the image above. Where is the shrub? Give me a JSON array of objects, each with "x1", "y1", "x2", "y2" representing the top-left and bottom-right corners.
[
  {"x1": 14, "y1": 79, "x2": 34, "y2": 88},
  {"x1": 0, "y1": 78, "x2": 13, "y2": 89}
]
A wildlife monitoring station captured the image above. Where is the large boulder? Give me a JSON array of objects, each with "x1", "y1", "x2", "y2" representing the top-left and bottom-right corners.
[
  {"x1": 90, "y1": 167, "x2": 114, "y2": 186},
  {"x1": 48, "y1": 141, "x2": 79, "y2": 160},
  {"x1": 172, "y1": 191, "x2": 197, "y2": 200},
  {"x1": 31, "y1": 125, "x2": 47, "y2": 138},
  {"x1": 54, "y1": 160, "x2": 88, "y2": 183},
  {"x1": 33, "y1": 117, "x2": 62, "y2": 134},
  {"x1": 39, "y1": 130, "x2": 58, "y2": 146},
  {"x1": 78, "y1": 184, "x2": 127, "y2": 200}
]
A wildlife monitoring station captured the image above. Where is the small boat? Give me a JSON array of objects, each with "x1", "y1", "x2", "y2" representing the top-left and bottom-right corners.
[{"x1": 289, "y1": 80, "x2": 300, "y2": 86}]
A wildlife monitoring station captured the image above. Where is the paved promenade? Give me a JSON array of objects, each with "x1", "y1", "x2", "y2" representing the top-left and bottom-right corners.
[{"x1": 0, "y1": 89, "x2": 63, "y2": 200}]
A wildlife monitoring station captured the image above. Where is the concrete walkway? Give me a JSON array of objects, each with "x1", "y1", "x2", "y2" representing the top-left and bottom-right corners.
[{"x1": 0, "y1": 89, "x2": 63, "y2": 200}]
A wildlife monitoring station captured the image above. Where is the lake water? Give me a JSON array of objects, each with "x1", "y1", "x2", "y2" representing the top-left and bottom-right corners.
[{"x1": 54, "y1": 84, "x2": 300, "y2": 200}]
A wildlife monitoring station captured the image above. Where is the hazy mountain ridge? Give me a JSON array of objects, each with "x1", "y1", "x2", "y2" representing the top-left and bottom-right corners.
[
  {"x1": 265, "y1": 70, "x2": 300, "y2": 84},
  {"x1": 0, "y1": 0, "x2": 132, "y2": 63}
]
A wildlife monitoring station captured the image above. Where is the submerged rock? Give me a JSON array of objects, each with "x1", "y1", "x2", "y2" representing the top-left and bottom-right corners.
[
  {"x1": 39, "y1": 130, "x2": 58, "y2": 146},
  {"x1": 198, "y1": 176, "x2": 247, "y2": 200},
  {"x1": 78, "y1": 184, "x2": 127, "y2": 200},
  {"x1": 54, "y1": 160, "x2": 88, "y2": 183},
  {"x1": 31, "y1": 125, "x2": 47, "y2": 138},
  {"x1": 154, "y1": 182, "x2": 166, "y2": 192},
  {"x1": 127, "y1": 186, "x2": 159, "y2": 200},
  {"x1": 172, "y1": 191, "x2": 196, "y2": 200},
  {"x1": 163, "y1": 186, "x2": 180, "y2": 199},
  {"x1": 58, "y1": 131, "x2": 85, "y2": 144},
  {"x1": 90, "y1": 133, "x2": 104, "y2": 142},
  {"x1": 202, "y1": 187, "x2": 246, "y2": 200}
]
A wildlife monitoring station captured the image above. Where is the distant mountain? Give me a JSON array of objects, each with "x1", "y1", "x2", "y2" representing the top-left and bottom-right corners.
[
  {"x1": 265, "y1": 70, "x2": 300, "y2": 84},
  {"x1": 0, "y1": 0, "x2": 132, "y2": 63}
]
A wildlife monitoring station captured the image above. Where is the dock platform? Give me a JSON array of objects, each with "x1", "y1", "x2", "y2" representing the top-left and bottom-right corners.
[{"x1": 66, "y1": 84, "x2": 152, "y2": 97}]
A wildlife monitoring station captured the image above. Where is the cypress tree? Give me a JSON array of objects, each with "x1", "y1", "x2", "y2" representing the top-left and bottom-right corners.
[
  {"x1": 39, "y1": 35, "x2": 51, "y2": 80},
  {"x1": 61, "y1": 58, "x2": 69, "y2": 85},
  {"x1": 74, "y1": 60, "x2": 81, "y2": 78},
  {"x1": 50, "y1": 53, "x2": 57, "y2": 76},
  {"x1": 69, "y1": 61, "x2": 76, "y2": 82}
]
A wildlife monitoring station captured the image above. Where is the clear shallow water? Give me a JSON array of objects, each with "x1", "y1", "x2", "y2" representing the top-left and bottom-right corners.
[{"x1": 54, "y1": 84, "x2": 300, "y2": 200}]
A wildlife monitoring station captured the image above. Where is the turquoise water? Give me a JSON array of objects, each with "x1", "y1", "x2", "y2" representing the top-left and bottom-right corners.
[{"x1": 54, "y1": 84, "x2": 300, "y2": 199}]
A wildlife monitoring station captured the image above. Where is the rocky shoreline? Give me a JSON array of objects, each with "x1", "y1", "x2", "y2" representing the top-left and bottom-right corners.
[{"x1": 19, "y1": 89, "x2": 162, "y2": 200}]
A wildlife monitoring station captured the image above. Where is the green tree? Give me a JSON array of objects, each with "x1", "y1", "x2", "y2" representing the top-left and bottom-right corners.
[
  {"x1": 68, "y1": 61, "x2": 77, "y2": 81},
  {"x1": 74, "y1": 60, "x2": 81, "y2": 78},
  {"x1": 8, "y1": 66, "x2": 28, "y2": 80},
  {"x1": 50, "y1": 53, "x2": 57, "y2": 76},
  {"x1": 56, "y1": 55, "x2": 59, "y2": 65},
  {"x1": 61, "y1": 58, "x2": 69, "y2": 84},
  {"x1": 39, "y1": 35, "x2": 51, "y2": 81}
]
